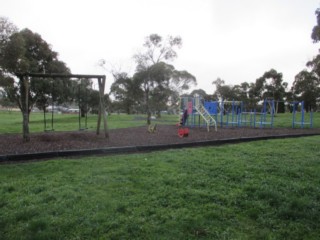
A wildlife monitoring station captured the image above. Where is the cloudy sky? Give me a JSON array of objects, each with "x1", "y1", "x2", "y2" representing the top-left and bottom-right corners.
[{"x1": 2, "y1": 0, "x2": 320, "y2": 93}]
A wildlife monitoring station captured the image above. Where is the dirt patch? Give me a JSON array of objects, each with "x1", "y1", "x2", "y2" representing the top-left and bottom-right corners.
[{"x1": 1, "y1": 125, "x2": 320, "y2": 156}]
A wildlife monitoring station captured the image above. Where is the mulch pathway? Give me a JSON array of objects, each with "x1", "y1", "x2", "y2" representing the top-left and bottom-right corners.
[{"x1": 1, "y1": 125, "x2": 320, "y2": 155}]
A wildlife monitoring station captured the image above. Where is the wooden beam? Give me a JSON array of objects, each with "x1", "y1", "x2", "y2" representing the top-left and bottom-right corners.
[
  {"x1": 96, "y1": 78, "x2": 102, "y2": 136},
  {"x1": 21, "y1": 76, "x2": 30, "y2": 142},
  {"x1": 101, "y1": 77, "x2": 109, "y2": 138},
  {"x1": 96, "y1": 77, "x2": 109, "y2": 138},
  {"x1": 17, "y1": 73, "x2": 106, "y2": 79}
]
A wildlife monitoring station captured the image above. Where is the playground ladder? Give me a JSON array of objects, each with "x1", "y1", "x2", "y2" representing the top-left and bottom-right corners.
[{"x1": 195, "y1": 102, "x2": 217, "y2": 132}]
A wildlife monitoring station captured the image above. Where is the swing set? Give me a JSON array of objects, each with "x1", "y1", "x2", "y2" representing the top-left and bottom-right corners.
[
  {"x1": 17, "y1": 73, "x2": 109, "y2": 141},
  {"x1": 43, "y1": 79, "x2": 55, "y2": 132},
  {"x1": 43, "y1": 78, "x2": 90, "y2": 132}
]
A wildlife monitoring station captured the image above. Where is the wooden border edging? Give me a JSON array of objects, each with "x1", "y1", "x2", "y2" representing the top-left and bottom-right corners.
[{"x1": 0, "y1": 133, "x2": 319, "y2": 163}]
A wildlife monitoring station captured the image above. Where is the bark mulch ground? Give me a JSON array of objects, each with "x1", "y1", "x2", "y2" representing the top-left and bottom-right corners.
[{"x1": 1, "y1": 125, "x2": 320, "y2": 156}]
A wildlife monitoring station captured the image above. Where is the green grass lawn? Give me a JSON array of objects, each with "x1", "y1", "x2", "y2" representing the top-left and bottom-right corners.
[
  {"x1": 1, "y1": 136, "x2": 320, "y2": 239},
  {"x1": 0, "y1": 111, "x2": 178, "y2": 134}
]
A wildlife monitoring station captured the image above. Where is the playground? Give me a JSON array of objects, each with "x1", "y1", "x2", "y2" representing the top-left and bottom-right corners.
[
  {"x1": 1, "y1": 123, "x2": 320, "y2": 157},
  {"x1": 0, "y1": 95, "x2": 320, "y2": 159},
  {"x1": 1, "y1": 70, "x2": 318, "y2": 159}
]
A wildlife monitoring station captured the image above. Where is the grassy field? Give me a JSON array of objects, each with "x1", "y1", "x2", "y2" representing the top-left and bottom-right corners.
[
  {"x1": 1, "y1": 136, "x2": 320, "y2": 239},
  {"x1": 0, "y1": 110, "x2": 319, "y2": 134},
  {"x1": 1, "y1": 110, "x2": 319, "y2": 239},
  {"x1": 0, "y1": 111, "x2": 178, "y2": 134}
]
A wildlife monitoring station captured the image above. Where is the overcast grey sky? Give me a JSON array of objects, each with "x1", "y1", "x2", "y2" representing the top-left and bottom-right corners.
[{"x1": 2, "y1": 0, "x2": 320, "y2": 93}]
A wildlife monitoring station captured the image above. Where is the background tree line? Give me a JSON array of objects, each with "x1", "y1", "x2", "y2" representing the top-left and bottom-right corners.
[
  {"x1": 184, "y1": 7, "x2": 320, "y2": 113},
  {"x1": 109, "y1": 9, "x2": 320, "y2": 114},
  {"x1": 0, "y1": 17, "x2": 109, "y2": 118},
  {"x1": 1, "y1": 8, "x2": 320, "y2": 125},
  {"x1": 0, "y1": 17, "x2": 196, "y2": 126}
]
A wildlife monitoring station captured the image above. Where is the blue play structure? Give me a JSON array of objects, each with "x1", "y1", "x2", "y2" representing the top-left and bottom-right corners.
[
  {"x1": 179, "y1": 97, "x2": 258, "y2": 128},
  {"x1": 253, "y1": 99, "x2": 275, "y2": 128},
  {"x1": 292, "y1": 101, "x2": 313, "y2": 128},
  {"x1": 218, "y1": 100, "x2": 243, "y2": 127},
  {"x1": 204, "y1": 101, "x2": 218, "y2": 115},
  {"x1": 180, "y1": 97, "x2": 248, "y2": 129},
  {"x1": 179, "y1": 96, "x2": 217, "y2": 131},
  {"x1": 179, "y1": 97, "x2": 313, "y2": 130}
]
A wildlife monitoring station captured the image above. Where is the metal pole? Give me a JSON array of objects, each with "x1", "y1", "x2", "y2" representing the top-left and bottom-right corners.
[
  {"x1": 264, "y1": 106, "x2": 266, "y2": 126},
  {"x1": 292, "y1": 102, "x2": 295, "y2": 128},
  {"x1": 226, "y1": 110, "x2": 229, "y2": 127},
  {"x1": 231, "y1": 100, "x2": 234, "y2": 127},
  {"x1": 85, "y1": 86, "x2": 88, "y2": 129},
  {"x1": 44, "y1": 109, "x2": 46, "y2": 131},
  {"x1": 271, "y1": 100, "x2": 274, "y2": 128},
  {"x1": 220, "y1": 100, "x2": 224, "y2": 128},
  {"x1": 78, "y1": 81, "x2": 81, "y2": 130},
  {"x1": 301, "y1": 101, "x2": 305, "y2": 129},
  {"x1": 51, "y1": 80, "x2": 54, "y2": 131}
]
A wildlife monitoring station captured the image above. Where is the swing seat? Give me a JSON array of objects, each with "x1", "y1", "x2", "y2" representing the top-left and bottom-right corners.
[
  {"x1": 148, "y1": 124, "x2": 157, "y2": 133},
  {"x1": 44, "y1": 128, "x2": 54, "y2": 132}
]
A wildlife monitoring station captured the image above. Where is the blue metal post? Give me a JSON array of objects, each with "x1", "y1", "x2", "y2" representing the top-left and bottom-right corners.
[
  {"x1": 260, "y1": 100, "x2": 264, "y2": 128},
  {"x1": 226, "y1": 111, "x2": 229, "y2": 127},
  {"x1": 263, "y1": 100, "x2": 267, "y2": 126},
  {"x1": 292, "y1": 102, "x2": 296, "y2": 128},
  {"x1": 238, "y1": 107, "x2": 241, "y2": 127},
  {"x1": 301, "y1": 101, "x2": 304, "y2": 129},
  {"x1": 240, "y1": 101, "x2": 244, "y2": 127},
  {"x1": 220, "y1": 100, "x2": 224, "y2": 128},
  {"x1": 271, "y1": 100, "x2": 275, "y2": 128},
  {"x1": 244, "y1": 111, "x2": 247, "y2": 127},
  {"x1": 231, "y1": 100, "x2": 235, "y2": 127}
]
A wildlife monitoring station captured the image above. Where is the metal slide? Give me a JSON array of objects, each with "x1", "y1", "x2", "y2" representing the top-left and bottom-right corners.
[{"x1": 195, "y1": 100, "x2": 217, "y2": 132}]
